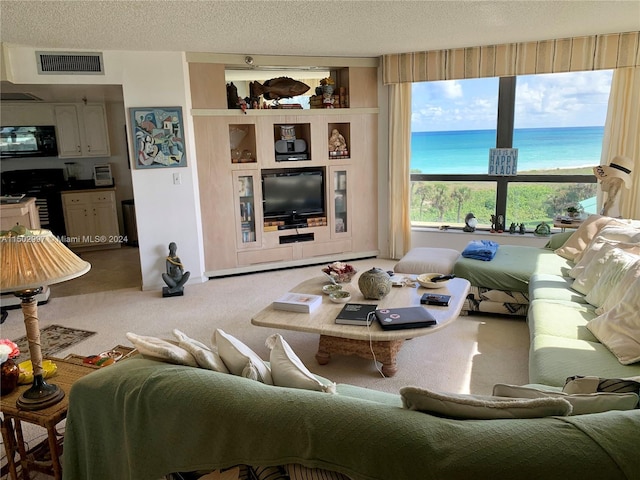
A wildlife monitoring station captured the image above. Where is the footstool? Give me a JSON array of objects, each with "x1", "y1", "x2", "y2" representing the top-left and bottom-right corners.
[{"x1": 393, "y1": 247, "x2": 461, "y2": 275}]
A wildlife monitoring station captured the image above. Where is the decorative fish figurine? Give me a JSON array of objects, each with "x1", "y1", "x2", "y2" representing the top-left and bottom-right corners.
[{"x1": 250, "y1": 77, "x2": 310, "y2": 100}]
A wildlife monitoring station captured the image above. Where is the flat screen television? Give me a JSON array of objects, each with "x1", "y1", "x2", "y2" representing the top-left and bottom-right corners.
[{"x1": 262, "y1": 167, "x2": 325, "y2": 219}]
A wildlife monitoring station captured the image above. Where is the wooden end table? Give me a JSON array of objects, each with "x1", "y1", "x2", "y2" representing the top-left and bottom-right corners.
[
  {"x1": 0, "y1": 358, "x2": 97, "y2": 480},
  {"x1": 252, "y1": 274, "x2": 470, "y2": 376}
]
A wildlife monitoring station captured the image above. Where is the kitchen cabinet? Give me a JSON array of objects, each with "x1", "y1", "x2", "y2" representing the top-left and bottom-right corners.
[
  {"x1": 54, "y1": 104, "x2": 111, "y2": 158},
  {"x1": 0, "y1": 197, "x2": 41, "y2": 231},
  {"x1": 62, "y1": 189, "x2": 120, "y2": 249}
]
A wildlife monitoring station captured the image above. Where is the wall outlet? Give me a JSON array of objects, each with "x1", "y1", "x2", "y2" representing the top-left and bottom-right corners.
[{"x1": 173, "y1": 173, "x2": 182, "y2": 185}]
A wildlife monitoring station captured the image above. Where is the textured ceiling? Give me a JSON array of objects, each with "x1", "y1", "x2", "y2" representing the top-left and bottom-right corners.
[
  {"x1": 1, "y1": 1, "x2": 639, "y2": 103},
  {"x1": 1, "y1": 1, "x2": 639, "y2": 57}
]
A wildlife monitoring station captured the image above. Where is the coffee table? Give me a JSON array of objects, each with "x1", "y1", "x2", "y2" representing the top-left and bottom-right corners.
[{"x1": 251, "y1": 274, "x2": 470, "y2": 376}]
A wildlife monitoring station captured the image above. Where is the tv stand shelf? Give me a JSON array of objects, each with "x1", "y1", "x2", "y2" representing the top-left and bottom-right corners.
[{"x1": 280, "y1": 232, "x2": 315, "y2": 244}]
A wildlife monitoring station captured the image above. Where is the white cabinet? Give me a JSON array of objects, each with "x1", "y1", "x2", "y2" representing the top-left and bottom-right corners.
[
  {"x1": 62, "y1": 190, "x2": 120, "y2": 249},
  {"x1": 54, "y1": 104, "x2": 111, "y2": 158}
]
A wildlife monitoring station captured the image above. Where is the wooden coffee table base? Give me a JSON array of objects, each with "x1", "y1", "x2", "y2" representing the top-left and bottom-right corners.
[{"x1": 315, "y1": 335, "x2": 405, "y2": 377}]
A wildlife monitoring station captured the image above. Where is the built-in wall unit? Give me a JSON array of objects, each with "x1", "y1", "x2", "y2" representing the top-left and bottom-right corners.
[{"x1": 187, "y1": 58, "x2": 380, "y2": 277}]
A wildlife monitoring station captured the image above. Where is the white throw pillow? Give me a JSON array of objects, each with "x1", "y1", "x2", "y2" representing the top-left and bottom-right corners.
[
  {"x1": 266, "y1": 334, "x2": 335, "y2": 393},
  {"x1": 555, "y1": 215, "x2": 625, "y2": 261},
  {"x1": 213, "y1": 329, "x2": 272, "y2": 384},
  {"x1": 597, "y1": 260, "x2": 640, "y2": 314},
  {"x1": 569, "y1": 238, "x2": 618, "y2": 279},
  {"x1": 173, "y1": 329, "x2": 229, "y2": 373},
  {"x1": 585, "y1": 253, "x2": 640, "y2": 308},
  {"x1": 400, "y1": 386, "x2": 572, "y2": 419},
  {"x1": 572, "y1": 245, "x2": 640, "y2": 295},
  {"x1": 493, "y1": 383, "x2": 638, "y2": 415},
  {"x1": 587, "y1": 275, "x2": 640, "y2": 365},
  {"x1": 125, "y1": 332, "x2": 198, "y2": 367}
]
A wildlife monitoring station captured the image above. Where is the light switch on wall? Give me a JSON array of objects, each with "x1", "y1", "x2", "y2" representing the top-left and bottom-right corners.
[{"x1": 173, "y1": 173, "x2": 182, "y2": 185}]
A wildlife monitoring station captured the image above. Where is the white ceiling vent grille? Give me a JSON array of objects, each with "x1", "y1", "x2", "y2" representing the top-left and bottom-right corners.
[{"x1": 36, "y1": 52, "x2": 104, "y2": 75}]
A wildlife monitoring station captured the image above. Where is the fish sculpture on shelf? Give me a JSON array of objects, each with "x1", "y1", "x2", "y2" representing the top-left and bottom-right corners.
[{"x1": 250, "y1": 77, "x2": 310, "y2": 100}]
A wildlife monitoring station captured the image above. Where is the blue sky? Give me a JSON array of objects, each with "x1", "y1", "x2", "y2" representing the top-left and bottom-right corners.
[{"x1": 411, "y1": 70, "x2": 613, "y2": 132}]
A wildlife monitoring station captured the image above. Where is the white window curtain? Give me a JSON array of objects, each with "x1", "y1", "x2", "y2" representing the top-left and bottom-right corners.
[
  {"x1": 388, "y1": 83, "x2": 412, "y2": 259},
  {"x1": 600, "y1": 66, "x2": 640, "y2": 219}
]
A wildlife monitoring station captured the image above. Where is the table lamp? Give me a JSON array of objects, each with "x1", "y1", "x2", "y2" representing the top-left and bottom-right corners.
[{"x1": 0, "y1": 227, "x2": 90, "y2": 410}]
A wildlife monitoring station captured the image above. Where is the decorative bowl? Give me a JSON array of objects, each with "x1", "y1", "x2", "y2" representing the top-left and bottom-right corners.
[
  {"x1": 322, "y1": 284, "x2": 343, "y2": 295},
  {"x1": 322, "y1": 262, "x2": 357, "y2": 283},
  {"x1": 329, "y1": 291, "x2": 352, "y2": 303},
  {"x1": 417, "y1": 273, "x2": 450, "y2": 289}
]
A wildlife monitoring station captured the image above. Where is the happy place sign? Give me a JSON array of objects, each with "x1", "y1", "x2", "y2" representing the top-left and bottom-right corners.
[{"x1": 488, "y1": 148, "x2": 518, "y2": 176}]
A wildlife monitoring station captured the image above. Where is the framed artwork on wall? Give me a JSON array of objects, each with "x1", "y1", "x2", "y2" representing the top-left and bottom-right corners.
[{"x1": 129, "y1": 106, "x2": 187, "y2": 168}]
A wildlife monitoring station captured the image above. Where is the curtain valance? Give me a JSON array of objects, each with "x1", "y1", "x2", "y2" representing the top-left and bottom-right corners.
[{"x1": 383, "y1": 31, "x2": 640, "y2": 84}]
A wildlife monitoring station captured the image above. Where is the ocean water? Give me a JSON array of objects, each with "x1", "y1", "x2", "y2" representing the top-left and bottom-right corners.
[{"x1": 411, "y1": 126, "x2": 604, "y2": 174}]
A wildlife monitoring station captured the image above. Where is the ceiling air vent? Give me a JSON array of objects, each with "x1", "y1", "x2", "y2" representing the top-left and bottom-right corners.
[
  {"x1": 36, "y1": 51, "x2": 104, "y2": 75},
  {"x1": 0, "y1": 92, "x2": 43, "y2": 101}
]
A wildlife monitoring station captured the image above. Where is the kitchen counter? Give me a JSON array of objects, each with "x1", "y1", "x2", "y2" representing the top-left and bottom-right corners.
[
  {"x1": 0, "y1": 196, "x2": 40, "y2": 231},
  {"x1": 60, "y1": 179, "x2": 115, "y2": 191}
]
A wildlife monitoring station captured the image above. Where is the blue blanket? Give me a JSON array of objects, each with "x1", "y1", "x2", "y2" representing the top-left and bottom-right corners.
[{"x1": 462, "y1": 240, "x2": 499, "y2": 261}]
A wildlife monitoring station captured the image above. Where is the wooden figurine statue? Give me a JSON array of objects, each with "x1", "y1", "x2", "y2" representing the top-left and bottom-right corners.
[{"x1": 162, "y1": 242, "x2": 190, "y2": 297}]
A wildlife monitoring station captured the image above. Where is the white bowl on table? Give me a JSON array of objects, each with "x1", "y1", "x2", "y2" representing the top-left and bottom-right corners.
[
  {"x1": 417, "y1": 273, "x2": 450, "y2": 288},
  {"x1": 329, "y1": 291, "x2": 352, "y2": 303}
]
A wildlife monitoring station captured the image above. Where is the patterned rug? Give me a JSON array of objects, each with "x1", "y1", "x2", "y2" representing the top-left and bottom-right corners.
[{"x1": 12, "y1": 324, "x2": 96, "y2": 363}]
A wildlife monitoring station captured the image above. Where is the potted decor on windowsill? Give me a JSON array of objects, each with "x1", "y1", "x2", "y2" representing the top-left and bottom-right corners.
[{"x1": 566, "y1": 205, "x2": 583, "y2": 219}]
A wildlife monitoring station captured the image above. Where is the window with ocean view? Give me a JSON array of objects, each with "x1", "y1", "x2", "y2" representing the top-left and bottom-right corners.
[{"x1": 410, "y1": 71, "x2": 611, "y2": 230}]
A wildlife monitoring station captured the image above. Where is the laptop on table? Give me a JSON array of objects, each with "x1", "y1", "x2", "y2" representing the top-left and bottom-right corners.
[{"x1": 374, "y1": 307, "x2": 437, "y2": 330}]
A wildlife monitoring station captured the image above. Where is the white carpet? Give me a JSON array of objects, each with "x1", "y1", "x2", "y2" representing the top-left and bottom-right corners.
[{"x1": 1, "y1": 258, "x2": 529, "y2": 396}]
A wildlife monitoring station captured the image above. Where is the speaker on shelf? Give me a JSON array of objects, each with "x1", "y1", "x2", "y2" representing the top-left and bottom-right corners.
[{"x1": 275, "y1": 139, "x2": 307, "y2": 154}]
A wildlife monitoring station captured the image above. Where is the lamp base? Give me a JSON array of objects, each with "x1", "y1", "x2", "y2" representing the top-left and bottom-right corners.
[{"x1": 16, "y1": 376, "x2": 65, "y2": 411}]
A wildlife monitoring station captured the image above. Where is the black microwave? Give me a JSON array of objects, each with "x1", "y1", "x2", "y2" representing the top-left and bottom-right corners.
[{"x1": 0, "y1": 126, "x2": 58, "y2": 158}]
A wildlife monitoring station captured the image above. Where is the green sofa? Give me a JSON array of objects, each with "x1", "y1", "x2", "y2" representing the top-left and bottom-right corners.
[
  {"x1": 62, "y1": 222, "x2": 640, "y2": 480},
  {"x1": 62, "y1": 358, "x2": 639, "y2": 480}
]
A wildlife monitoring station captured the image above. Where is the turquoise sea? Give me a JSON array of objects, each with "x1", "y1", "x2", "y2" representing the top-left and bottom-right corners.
[{"x1": 411, "y1": 126, "x2": 604, "y2": 174}]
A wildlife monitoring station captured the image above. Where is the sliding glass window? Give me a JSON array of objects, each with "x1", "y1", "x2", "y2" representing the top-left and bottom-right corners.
[{"x1": 410, "y1": 70, "x2": 611, "y2": 230}]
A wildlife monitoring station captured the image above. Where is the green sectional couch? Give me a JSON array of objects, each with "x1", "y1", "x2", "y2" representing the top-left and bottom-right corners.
[
  {"x1": 62, "y1": 358, "x2": 639, "y2": 480},
  {"x1": 61, "y1": 217, "x2": 640, "y2": 480}
]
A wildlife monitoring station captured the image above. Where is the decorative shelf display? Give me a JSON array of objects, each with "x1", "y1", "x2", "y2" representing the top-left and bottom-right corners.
[
  {"x1": 328, "y1": 123, "x2": 350, "y2": 159},
  {"x1": 273, "y1": 123, "x2": 311, "y2": 162},
  {"x1": 229, "y1": 124, "x2": 257, "y2": 164},
  {"x1": 237, "y1": 175, "x2": 256, "y2": 243}
]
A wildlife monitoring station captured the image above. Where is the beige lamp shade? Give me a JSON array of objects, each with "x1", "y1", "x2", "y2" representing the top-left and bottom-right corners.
[{"x1": 0, "y1": 228, "x2": 91, "y2": 293}]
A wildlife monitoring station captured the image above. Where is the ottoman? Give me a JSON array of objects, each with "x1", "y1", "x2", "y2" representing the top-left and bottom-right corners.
[{"x1": 393, "y1": 247, "x2": 460, "y2": 275}]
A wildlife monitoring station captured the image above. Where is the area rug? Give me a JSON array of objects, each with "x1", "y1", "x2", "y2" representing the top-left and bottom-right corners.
[{"x1": 11, "y1": 324, "x2": 97, "y2": 363}]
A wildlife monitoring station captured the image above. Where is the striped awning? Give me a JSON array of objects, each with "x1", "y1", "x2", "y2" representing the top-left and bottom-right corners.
[{"x1": 383, "y1": 31, "x2": 640, "y2": 84}]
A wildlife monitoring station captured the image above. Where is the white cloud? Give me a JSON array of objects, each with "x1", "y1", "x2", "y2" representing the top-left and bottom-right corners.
[
  {"x1": 412, "y1": 71, "x2": 613, "y2": 131},
  {"x1": 440, "y1": 80, "x2": 463, "y2": 99}
]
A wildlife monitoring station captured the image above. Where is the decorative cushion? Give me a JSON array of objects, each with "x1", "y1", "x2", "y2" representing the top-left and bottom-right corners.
[
  {"x1": 554, "y1": 215, "x2": 624, "y2": 261},
  {"x1": 173, "y1": 329, "x2": 229, "y2": 373},
  {"x1": 596, "y1": 260, "x2": 640, "y2": 314},
  {"x1": 585, "y1": 254, "x2": 639, "y2": 308},
  {"x1": 251, "y1": 465, "x2": 288, "y2": 480},
  {"x1": 393, "y1": 247, "x2": 460, "y2": 275},
  {"x1": 286, "y1": 464, "x2": 351, "y2": 480},
  {"x1": 400, "y1": 386, "x2": 572, "y2": 419},
  {"x1": 564, "y1": 375, "x2": 640, "y2": 394},
  {"x1": 125, "y1": 332, "x2": 198, "y2": 367},
  {"x1": 544, "y1": 231, "x2": 574, "y2": 250},
  {"x1": 265, "y1": 334, "x2": 335, "y2": 393},
  {"x1": 572, "y1": 245, "x2": 640, "y2": 295},
  {"x1": 587, "y1": 275, "x2": 640, "y2": 365},
  {"x1": 493, "y1": 383, "x2": 638, "y2": 415},
  {"x1": 213, "y1": 329, "x2": 273, "y2": 384}
]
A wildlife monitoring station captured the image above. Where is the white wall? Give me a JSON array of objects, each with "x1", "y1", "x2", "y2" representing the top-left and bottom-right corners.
[{"x1": 5, "y1": 45, "x2": 206, "y2": 290}]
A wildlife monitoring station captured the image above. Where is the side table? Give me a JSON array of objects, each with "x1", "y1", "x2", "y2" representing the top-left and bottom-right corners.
[{"x1": 0, "y1": 358, "x2": 96, "y2": 480}]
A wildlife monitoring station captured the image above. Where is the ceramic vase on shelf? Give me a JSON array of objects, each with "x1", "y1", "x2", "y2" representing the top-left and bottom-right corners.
[
  {"x1": 1, "y1": 358, "x2": 20, "y2": 395},
  {"x1": 322, "y1": 85, "x2": 334, "y2": 96}
]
